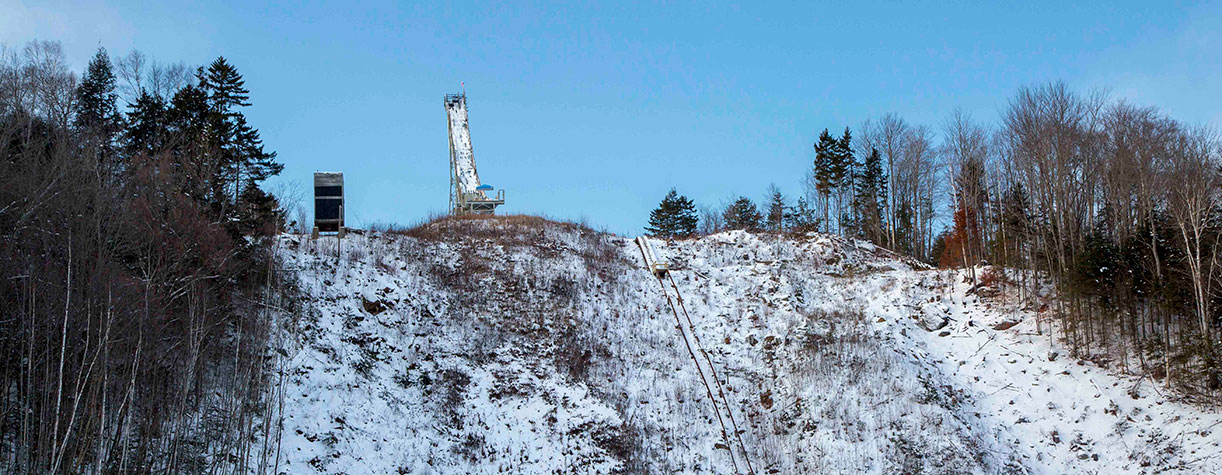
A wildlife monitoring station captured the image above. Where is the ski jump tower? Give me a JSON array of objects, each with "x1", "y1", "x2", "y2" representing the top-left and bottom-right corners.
[{"x1": 445, "y1": 92, "x2": 505, "y2": 215}]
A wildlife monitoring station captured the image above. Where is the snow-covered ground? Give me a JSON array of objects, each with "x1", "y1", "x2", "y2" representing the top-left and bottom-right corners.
[
  {"x1": 270, "y1": 217, "x2": 1221, "y2": 474},
  {"x1": 892, "y1": 270, "x2": 1222, "y2": 473}
]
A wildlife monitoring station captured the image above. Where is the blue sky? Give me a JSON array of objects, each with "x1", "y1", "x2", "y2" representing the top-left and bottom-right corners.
[{"x1": 4, "y1": 1, "x2": 1221, "y2": 235}]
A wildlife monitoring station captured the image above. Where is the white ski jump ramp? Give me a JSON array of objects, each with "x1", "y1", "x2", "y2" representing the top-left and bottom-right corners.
[
  {"x1": 445, "y1": 96, "x2": 482, "y2": 195},
  {"x1": 445, "y1": 93, "x2": 504, "y2": 214}
]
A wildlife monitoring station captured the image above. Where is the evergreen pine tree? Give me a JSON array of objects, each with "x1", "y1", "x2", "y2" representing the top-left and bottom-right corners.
[
  {"x1": 723, "y1": 196, "x2": 762, "y2": 231},
  {"x1": 74, "y1": 47, "x2": 122, "y2": 161},
  {"x1": 1074, "y1": 223, "x2": 1120, "y2": 305},
  {"x1": 167, "y1": 84, "x2": 212, "y2": 200},
  {"x1": 832, "y1": 127, "x2": 854, "y2": 232},
  {"x1": 785, "y1": 196, "x2": 820, "y2": 233},
  {"x1": 1001, "y1": 184, "x2": 1031, "y2": 236},
  {"x1": 996, "y1": 183, "x2": 1032, "y2": 267},
  {"x1": 765, "y1": 185, "x2": 787, "y2": 232},
  {"x1": 236, "y1": 183, "x2": 286, "y2": 236},
  {"x1": 895, "y1": 199, "x2": 915, "y2": 256},
  {"x1": 645, "y1": 189, "x2": 698, "y2": 238},
  {"x1": 813, "y1": 129, "x2": 837, "y2": 230},
  {"x1": 123, "y1": 89, "x2": 168, "y2": 157},
  {"x1": 169, "y1": 83, "x2": 210, "y2": 135},
  {"x1": 199, "y1": 57, "x2": 282, "y2": 206},
  {"x1": 833, "y1": 127, "x2": 853, "y2": 184},
  {"x1": 853, "y1": 148, "x2": 887, "y2": 244},
  {"x1": 204, "y1": 57, "x2": 251, "y2": 111},
  {"x1": 233, "y1": 113, "x2": 281, "y2": 183}
]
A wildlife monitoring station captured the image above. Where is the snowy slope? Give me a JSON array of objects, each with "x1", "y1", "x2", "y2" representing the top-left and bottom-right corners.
[
  {"x1": 271, "y1": 218, "x2": 1222, "y2": 474},
  {"x1": 890, "y1": 270, "x2": 1222, "y2": 473}
]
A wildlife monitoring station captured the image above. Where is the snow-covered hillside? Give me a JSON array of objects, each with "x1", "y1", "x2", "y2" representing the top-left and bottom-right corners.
[{"x1": 271, "y1": 216, "x2": 1221, "y2": 474}]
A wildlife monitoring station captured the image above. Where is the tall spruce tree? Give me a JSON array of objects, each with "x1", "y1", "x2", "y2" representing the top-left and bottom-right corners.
[
  {"x1": 199, "y1": 57, "x2": 282, "y2": 206},
  {"x1": 853, "y1": 147, "x2": 887, "y2": 244},
  {"x1": 813, "y1": 129, "x2": 837, "y2": 230},
  {"x1": 645, "y1": 189, "x2": 699, "y2": 238},
  {"x1": 765, "y1": 184, "x2": 787, "y2": 232},
  {"x1": 123, "y1": 89, "x2": 168, "y2": 157},
  {"x1": 723, "y1": 196, "x2": 762, "y2": 231},
  {"x1": 833, "y1": 127, "x2": 854, "y2": 232},
  {"x1": 167, "y1": 83, "x2": 213, "y2": 201},
  {"x1": 74, "y1": 47, "x2": 122, "y2": 162},
  {"x1": 169, "y1": 83, "x2": 210, "y2": 135}
]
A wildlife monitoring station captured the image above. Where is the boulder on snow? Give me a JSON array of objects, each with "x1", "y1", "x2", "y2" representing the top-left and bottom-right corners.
[
  {"x1": 992, "y1": 319, "x2": 1021, "y2": 331},
  {"x1": 361, "y1": 297, "x2": 389, "y2": 315},
  {"x1": 975, "y1": 286, "x2": 1001, "y2": 298},
  {"x1": 915, "y1": 311, "x2": 949, "y2": 332}
]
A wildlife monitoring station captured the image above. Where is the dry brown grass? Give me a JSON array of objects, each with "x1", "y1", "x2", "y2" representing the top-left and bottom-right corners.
[
  {"x1": 391, "y1": 213, "x2": 623, "y2": 287},
  {"x1": 391, "y1": 213, "x2": 605, "y2": 242},
  {"x1": 382, "y1": 214, "x2": 628, "y2": 345}
]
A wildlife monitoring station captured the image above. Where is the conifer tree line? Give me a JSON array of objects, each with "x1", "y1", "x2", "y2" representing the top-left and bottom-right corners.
[
  {"x1": 649, "y1": 81, "x2": 1222, "y2": 393},
  {"x1": 1, "y1": 40, "x2": 293, "y2": 472}
]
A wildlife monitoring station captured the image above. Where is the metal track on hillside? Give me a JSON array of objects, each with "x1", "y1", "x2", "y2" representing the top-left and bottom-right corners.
[{"x1": 635, "y1": 237, "x2": 756, "y2": 475}]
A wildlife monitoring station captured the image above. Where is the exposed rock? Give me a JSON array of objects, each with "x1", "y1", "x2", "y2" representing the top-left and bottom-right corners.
[
  {"x1": 976, "y1": 286, "x2": 1001, "y2": 298},
  {"x1": 916, "y1": 311, "x2": 949, "y2": 332},
  {"x1": 361, "y1": 297, "x2": 389, "y2": 315},
  {"x1": 993, "y1": 319, "x2": 1021, "y2": 331}
]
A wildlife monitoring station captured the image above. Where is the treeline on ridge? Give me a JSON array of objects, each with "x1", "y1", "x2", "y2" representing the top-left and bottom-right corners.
[
  {"x1": 1, "y1": 40, "x2": 292, "y2": 472},
  {"x1": 647, "y1": 82, "x2": 1222, "y2": 396}
]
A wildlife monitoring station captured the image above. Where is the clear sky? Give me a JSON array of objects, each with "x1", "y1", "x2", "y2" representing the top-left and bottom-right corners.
[{"x1": 4, "y1": 1, "x2": 1221, "y2": 235}]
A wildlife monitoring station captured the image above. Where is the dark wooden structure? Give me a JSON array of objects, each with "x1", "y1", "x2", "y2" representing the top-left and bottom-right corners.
[{"x1": 313, "y1": 172, "x2": 344, "y2": 237}]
